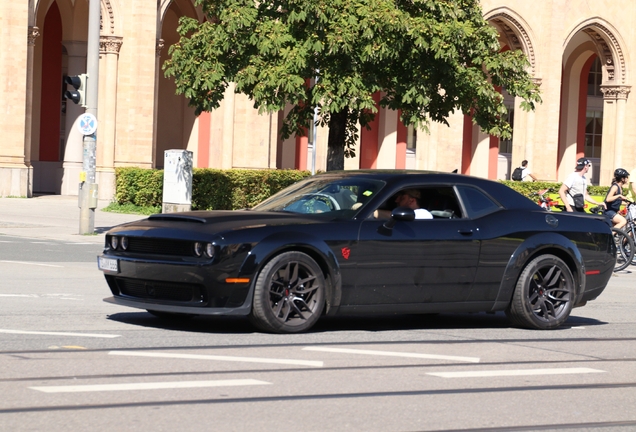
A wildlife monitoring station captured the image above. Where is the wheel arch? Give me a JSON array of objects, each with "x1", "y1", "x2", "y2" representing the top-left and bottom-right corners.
[
  {"x1": 237, "y1": 232, "x2": 342, "y2": 314},
  {"x1": 492, "y1": 233, "x2": 585, "y2": 310}
]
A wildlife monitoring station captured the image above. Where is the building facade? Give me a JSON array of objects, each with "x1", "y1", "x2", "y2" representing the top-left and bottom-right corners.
[{"x1": 1, "y1": 1, "x2": 634, "y2": 198}]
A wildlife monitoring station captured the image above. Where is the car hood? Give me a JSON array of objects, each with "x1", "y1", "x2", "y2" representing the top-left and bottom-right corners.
[{"x1": 109, "y1": 210, "x2": 327, "y2": 237}]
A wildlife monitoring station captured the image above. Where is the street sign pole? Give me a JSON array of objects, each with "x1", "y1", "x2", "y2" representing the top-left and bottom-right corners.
[{"x1": 79, "y1": 0, "x2": 100, "y2": 234}]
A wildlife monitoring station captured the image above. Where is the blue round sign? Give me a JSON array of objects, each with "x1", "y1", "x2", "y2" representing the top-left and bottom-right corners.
[{"x1": 77, "y1": 113, "x2": 98, "y2": 135}]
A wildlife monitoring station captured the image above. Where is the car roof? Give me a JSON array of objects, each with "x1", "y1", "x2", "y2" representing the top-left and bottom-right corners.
[{"x1": 312, "y1": 170, "x2": 538, "y2": 210}]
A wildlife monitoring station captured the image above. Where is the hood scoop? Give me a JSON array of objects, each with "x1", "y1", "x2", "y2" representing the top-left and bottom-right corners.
[{"x1": 148, "y1": 214, "x2": 207, "y2": 223}]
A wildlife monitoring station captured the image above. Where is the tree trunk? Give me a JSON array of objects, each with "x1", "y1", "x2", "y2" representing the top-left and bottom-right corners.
[{"x1": 326, "y1": 109, "x2": 348, "y2": 171}]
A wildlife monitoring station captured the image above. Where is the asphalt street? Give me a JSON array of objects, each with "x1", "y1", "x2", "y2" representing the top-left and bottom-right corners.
[{"x1": 1, "y1": 196, "x2": 635, "y2": 431}]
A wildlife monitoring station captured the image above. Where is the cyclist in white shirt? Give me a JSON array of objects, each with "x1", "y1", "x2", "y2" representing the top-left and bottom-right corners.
[{"x1": 559, "y1": 158, "x2": 605, "y2": 212}]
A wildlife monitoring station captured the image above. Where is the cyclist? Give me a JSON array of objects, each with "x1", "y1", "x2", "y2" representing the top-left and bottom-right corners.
[
  {"x1": 558, "y1": 158, "x2": 605, "y2": 212},
  {"x1": 604, "y1": 168, "x2": 630, "y2": 229},
  {"x1": 520, "y1": 160, "x2": 538, "y2": 182},
  {"x1": 625, "y1": 166, "x2": 636, "y2": 221}
]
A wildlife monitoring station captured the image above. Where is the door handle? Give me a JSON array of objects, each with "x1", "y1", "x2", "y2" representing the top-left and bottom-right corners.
[{"x1": 458, "y1": 229, "x2": 473, "y2": 235}]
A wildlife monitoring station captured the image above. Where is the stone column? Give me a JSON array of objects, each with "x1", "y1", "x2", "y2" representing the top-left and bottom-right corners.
[
  {"x1": 222, "y1": 83, "x2": 236, "y2": 169},
  {"x1": 96, "y1": 36, "x2": 123, "y2": 200},
  {"x1": 60, "y1": 41, "x2": 87, "y2": 196},
  {"x1": 600, "y1": 85, "x2": 631, "y2": 185},
  {"x1": 415, "y1": 111, "x2": 463, "y2": 173},
  {"x1": 512, "y1": 78, "x2": 541, "y2": 179},
  {"x1": 471, "y1": 125, "x2": 491, "y2": 179},
  {"x1": 376, "y1": 106, "x2": 398, "y2": 169}
]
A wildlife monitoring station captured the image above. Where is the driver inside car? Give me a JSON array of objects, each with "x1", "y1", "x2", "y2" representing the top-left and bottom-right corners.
[{"x1": 375, "y1": 188, "x2": 433, "y2": 219}]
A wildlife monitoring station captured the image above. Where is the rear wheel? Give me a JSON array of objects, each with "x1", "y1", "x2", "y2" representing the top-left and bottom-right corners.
[
  {"x1": 627, "y1": 226, "x2": 636, "y2": 265},
  {"x1": 249, "y1": 251, "x2": 325, "y2": 333},
  {"x1": 612, "y1": 228, "x2": 634, "y2": 272},
  {"x1": 506, "y1": 254, "x2": 574, "y2": 330}
]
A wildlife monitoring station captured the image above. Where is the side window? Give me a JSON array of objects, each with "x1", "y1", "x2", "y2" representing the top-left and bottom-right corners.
[
  {"x1": 372, "y1": 186, "x2": 463, "y2": 219},
  {"x1": 456, "y1": 186, "x2": 501, "y2": 219},
  {"x1": 422, "y1": 187, "x2": 462, "y2": 219}
]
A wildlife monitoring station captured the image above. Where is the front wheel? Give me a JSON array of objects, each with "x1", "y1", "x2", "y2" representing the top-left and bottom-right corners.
[
  {"x1": 506, "y1": 254, "x2": 574, "y2": 330},
  {"x1": 249, "y1": 251, "x2": 325, "y2": 333}
]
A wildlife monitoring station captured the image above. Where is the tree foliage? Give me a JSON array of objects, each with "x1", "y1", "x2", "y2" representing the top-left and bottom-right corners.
[{"x1": 164, "y1": 0, "x2": 541, "y2": 170}]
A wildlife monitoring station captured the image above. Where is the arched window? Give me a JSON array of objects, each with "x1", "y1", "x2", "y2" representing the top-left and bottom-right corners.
[{"x1": 585, "y1": 57, "x2": 603, "y2": 158}]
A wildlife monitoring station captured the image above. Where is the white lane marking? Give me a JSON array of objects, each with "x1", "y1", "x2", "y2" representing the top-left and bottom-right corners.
[
  {"x1": 109, "y1": 350, "x2": 324, "y2": 367},
  {"x1": 30, "y1": 379, "x2": 270, "y2": 393},
  {"x1": 0, "y1": 329, "x2": 120, "y2": 338},
  {"x1": 30, "y1": 242, "x2": 53, "y2": 244},
  {"x1": 65, "y1": 243, "x2": 95, "y2": 245},
  {"x1": 0, "y1": 293, "x2": 82, "y2": 300},
  {"x1": 427, "y1": 367, "x2": 605, "y2": 378},
  {"x1": 0, "y1": 260, "x2": 63, "y2": 268},
  {"x1": 303, "y1": 346, "x2": 480, "y2": 363}
]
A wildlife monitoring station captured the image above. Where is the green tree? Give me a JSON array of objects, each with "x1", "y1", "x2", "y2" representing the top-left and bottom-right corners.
[{"x1": 164, "y1": 0, "x2": 541, "y2": 170}]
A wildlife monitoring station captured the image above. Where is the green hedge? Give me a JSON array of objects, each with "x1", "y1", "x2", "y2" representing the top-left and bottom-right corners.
[
  {"x1": 114, "y1": 167, "x2": 164, "y2": 208},
  {"x1": 114, "y1": 167, "x2": 612, "y2": 211},
  {"x1": 114, "y1": 167, "x2": 312, "y2": 210}
]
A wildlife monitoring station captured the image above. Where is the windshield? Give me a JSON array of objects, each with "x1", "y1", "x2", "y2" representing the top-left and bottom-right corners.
[{"x1": 253, "y1": 176, "x2": 386, "y2": 215}]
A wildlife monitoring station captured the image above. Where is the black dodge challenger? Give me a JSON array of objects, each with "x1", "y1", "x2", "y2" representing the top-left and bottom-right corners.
[{"x1": 98, "y1": 170, "x2": 615, "y2": 333}]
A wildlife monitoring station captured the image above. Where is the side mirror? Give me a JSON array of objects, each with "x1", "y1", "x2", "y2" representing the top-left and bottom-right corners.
[{"x1": 383, "y1": 206, "x2": 415, "y2": 229}]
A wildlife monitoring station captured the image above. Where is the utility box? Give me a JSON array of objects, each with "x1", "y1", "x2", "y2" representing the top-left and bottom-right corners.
[{"x1": 162, "y1": 150, "x2": 193, "y2": 213}]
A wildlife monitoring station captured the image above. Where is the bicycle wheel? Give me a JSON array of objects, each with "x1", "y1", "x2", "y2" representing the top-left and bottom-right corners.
[
  {"x1": 625, "y1": 224, "x2": 636, "y2": 265},
  {"x1": 612, "y1": 228, "x2": 635, "y2": 272}
]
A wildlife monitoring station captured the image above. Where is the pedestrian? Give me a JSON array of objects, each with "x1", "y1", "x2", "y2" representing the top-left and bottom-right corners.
[
  {"x1": 520, "y1": 160, "x2": 538, "y2": 182},
  {"x1": 604, "y1": 168, "x2": 630, "y2": 229},
  {"x1": 558, "y1": 157, "x2": 605, "y2": 212},
  {"x1": 623, "y1": 166, "x2": 636, "y2": 201},
  {"x1": 622, "y1": 166, "x2": 636, "y2": 221}
]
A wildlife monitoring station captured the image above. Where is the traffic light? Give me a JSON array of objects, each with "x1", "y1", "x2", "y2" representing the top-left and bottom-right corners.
[{"x1": 64, "y1": 73, "x2": 88, "y2": 107}]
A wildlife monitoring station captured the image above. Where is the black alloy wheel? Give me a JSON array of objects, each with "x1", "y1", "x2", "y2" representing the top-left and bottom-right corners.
[
  {"x1": 250, "y1": 251, "x2": 325, "y2": 333},
  {"x1": 506, "y1": 254, "x2": 574, "y2": 330}
]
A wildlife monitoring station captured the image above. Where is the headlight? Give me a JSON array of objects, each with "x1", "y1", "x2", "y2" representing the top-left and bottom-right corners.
[
  {"x1": 110, "y1": 236, "x2": 119, "y2": 250},
  {"x1": 120, "y1": 236, "x2": 128, "y2": 250},
  {"x1": 194, "y1": 242, "x2": 203, "y2": 257},
  {"x1": 205, "y1": 243, "x2": 214, "y2": 258}
]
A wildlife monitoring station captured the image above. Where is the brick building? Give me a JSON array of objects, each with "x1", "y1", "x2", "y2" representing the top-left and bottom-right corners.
[{"x1": 1, "y1": 1, "x2": 634, "y2": 198}]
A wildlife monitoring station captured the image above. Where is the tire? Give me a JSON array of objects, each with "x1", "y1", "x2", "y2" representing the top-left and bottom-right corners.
[
  {"x1": 506, "y1": 254, "x2": 574, "y2": 330},
  {"x1": 612, "y1": 228, "x2": 634, "y2": 272},
  {"x1": 627, "y1": 228, "x2": 636, "y2": 265},
  {"x1": 249, "y1": 251, "x2": 325, "y2": 333},
  {"x1": 146, "y1": 310, "x2": 196, "y2": 321}
]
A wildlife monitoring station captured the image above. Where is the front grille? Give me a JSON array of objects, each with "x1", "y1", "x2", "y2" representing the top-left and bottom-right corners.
[
  {"x1": 115, "y1": 277, "x2": 206, "y2": 305},
  {"x1": 125, "y1": 237, "x2": 194, "y2": 257}
]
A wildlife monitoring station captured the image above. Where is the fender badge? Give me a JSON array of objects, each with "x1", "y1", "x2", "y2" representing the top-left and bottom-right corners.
[{"x1": 341, "y1": 247, "x2": 351, "y2": 260}]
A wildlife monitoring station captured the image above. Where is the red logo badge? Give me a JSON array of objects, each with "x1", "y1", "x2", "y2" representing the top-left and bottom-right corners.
[{"x1": 341, "y1": 247, "x2": 351, "y2": 260}]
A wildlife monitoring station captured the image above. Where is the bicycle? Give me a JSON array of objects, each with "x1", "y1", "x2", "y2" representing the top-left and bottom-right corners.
[
  {"x1": 534, "y1": 188, "x2": 565, "y2": 211},
  {"x1": 589, "y1": 205, "x2": 635, "y2": 271},
  {"x1": 620, "y1": 200, "x2": 636, "y2": 265}
]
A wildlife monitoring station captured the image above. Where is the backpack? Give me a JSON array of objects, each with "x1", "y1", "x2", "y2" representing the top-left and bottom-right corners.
[{"x1": 511, "y1": 167, "x2": 523, "y2": 181}]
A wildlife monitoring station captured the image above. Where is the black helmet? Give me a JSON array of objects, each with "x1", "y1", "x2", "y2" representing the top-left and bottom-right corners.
[{"x1": 614, "y1": 168, "x2": 629, "y2": 179}]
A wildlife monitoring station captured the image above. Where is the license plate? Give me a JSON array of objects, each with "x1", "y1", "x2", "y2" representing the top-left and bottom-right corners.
[{"x1": 98, "y1": 256, "x2": 119, "y2": 272}]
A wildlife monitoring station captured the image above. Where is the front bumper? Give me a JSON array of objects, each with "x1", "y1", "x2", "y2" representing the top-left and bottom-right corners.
[{"x1": 99, "y1": 255, "x2": 253, "y2": 316}]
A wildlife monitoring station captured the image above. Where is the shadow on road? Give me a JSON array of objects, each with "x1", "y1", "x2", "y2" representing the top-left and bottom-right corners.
[{"x1": 106, "y1": 310, "x2": 607, "y2": 334}]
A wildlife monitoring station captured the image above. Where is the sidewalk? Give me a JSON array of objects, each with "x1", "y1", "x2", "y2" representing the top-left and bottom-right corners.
[{"x1": 0, "y1": 195, "x2": 144, "y2": 244}]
